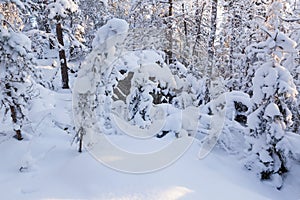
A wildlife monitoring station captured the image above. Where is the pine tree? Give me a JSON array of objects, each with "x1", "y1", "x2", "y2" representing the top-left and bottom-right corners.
[
  {"x1": 46, "y1": 0, "x2": 78, "y2": 89},
  {"x1": 246, "y1": 59, "x2": 297, "y2": 188},
  {"x1": 0, "y1": 2, "x2": 37, "y2": 140},
  {"x1": 278, "y1": 1, "x2": 300, "y2": 134},
  {"x1": 78, "y1": 0, "x2": 108, "y2": 49},
  {"x1": 216, "y1": 0, "x2": 254, "y2": 91},
  {"x1": 127, "y1": 83, "x2": 153, "y2": 128},
  {"x1": 245, "y1": 2, "x2": 298, "y2": 188}
]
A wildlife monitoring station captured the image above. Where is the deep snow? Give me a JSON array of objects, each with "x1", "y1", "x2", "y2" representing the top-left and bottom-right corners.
[{"x1": 1, "y1": 86, "x2": 300, "y2": 200}]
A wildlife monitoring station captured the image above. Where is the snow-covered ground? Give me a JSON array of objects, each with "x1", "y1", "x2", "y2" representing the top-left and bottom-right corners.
[{"x1": 1, "y1": 87, "x2": 300, "y2": 200}]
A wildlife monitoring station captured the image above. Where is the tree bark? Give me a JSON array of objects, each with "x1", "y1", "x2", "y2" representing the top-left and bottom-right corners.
[
  {"x1": 10, "y1": 106, "x2": 23, "y2": 140},
  {"x1": 78, "y1": 127, "x2": 83, "y2": 153},
  {"x1": 182, "y1": 3, "x2": 188, "y2": 37},
  {"x1": 5, "y1": 83, "x2": 23, "y2": 140},
  {"x1": 207, "y1": 0, "x2": 218, "y2": 78},
  {"x1": 166, "y1": 0, "x2": 173, "y2": 64},
  {"x1": 193, "y1": 1, "x2": 206, "y2": 56},
  {"x1": 205, "y1": 0, "x2": 218, "y2": 103},
  {"x1": 56, "y1": 19, "x2": 69, "y2": 89}
]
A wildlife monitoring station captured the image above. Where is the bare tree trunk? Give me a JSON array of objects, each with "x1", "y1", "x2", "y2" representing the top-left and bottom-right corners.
[
  {"x1": 229, "y1": 8, "x2": 235, "y2": 76},
  {"x1": 182, "y1": 3, "x2": 188, "y2": 37},
  {"x1": 193, "y1": 1, "x2": 206, "y2": 56},
  {"x1": 5, "y1": 83, "x2": 23, "y2": 140},
  {"x1": 78, "y1": 127, "x2": 83, "y2": 153},
  {"x1": 205, "y1": 0, "x2": 218, "y2": 103},
  {"x1": 207, "y1": 0, "x2": 218, "y2": 78},
  {"x1": 10, "y1": 105, "x2": 22, "y2": 140},
  {"x1": 166, "y1": 0, "x2": 173, "y2": 64},
  {"x1": 56, "y1": 18, "x2": 69, "y2": 89}
]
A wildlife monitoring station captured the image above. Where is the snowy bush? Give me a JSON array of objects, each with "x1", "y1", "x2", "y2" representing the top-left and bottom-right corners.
[
  {"x1": 199, "y1": 91, "x2": 251, "y2": 153},
  {"x1": 127, "y1": 61, "x2": 176, "y2": 126},
  {"x1": 171, "y1": 66, "x2": 206, "y2": 108}
]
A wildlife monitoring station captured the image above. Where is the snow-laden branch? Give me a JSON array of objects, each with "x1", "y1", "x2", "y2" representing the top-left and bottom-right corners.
[{"x1": 279, "y1": 16, "x2": 300, "y2": 22}]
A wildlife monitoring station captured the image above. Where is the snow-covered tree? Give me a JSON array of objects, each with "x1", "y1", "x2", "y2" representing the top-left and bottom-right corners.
[
  {"x1": 246, "y1": 46, "x2": 298, "y2": 189},
  {"x1": 73, "y1": 18, "x2": 129, "y2": 152},
  {"x1": 78, "y1": 0, "x2": 108, "y2": 49},
  {"x1": 0, "y1": 2, "x2": 37, "y2": 140},
  {"x1": 46, "y1": 0, "x2": 78, "y2": 89},
  {"x1": 0, "y1": 2, "x2": 23, "y2": 30},
  {"x1": 191, "y1": 0, "x2": 210, "y2": 64},
  {"x1": 277, "y1": 1, "x2": 300, "y2": 134},
  {"x1": 127, "y1": 75, "x2": 154, "y2": 128},
  {"x1": 215, "y1": 0, "x2": 254, "y2": 92},
  {"x1": 124, "y1": 0, "x2": 166, "y2": 54}
]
